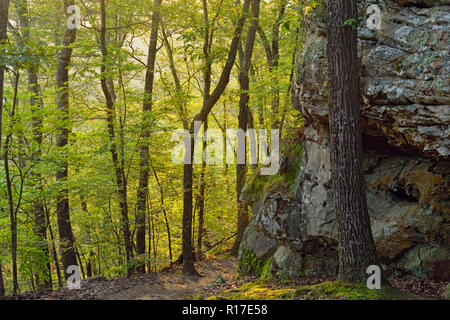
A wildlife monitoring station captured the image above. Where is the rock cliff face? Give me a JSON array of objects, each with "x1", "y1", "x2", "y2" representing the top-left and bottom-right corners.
[{"x1": 238, "y1": 0, "x2": 449, "y2": 280}]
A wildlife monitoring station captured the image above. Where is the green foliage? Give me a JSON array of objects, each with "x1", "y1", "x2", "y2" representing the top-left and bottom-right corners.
[
  {"x1": 0, "y1": 0, "x2": 304, "y2": 294},
  {"x1": 344, "y1": 18, "x2": 358, "y2": 29}
]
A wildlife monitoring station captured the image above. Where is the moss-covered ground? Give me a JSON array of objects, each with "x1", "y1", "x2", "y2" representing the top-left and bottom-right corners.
[{"x1": 199, "y1": 279, "x2": 422, "y2": 300}]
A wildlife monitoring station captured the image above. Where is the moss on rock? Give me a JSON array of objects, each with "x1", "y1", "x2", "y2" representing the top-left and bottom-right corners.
[
  {"x1": 241, "y1": 140, "x2": 304, "y2": 206},
  {"x1": 237, "y1": 250, "x2": 273, "y2": 280}
]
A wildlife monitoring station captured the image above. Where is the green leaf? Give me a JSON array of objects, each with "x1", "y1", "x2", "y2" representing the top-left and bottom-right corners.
[{"x1": 344, "y1": 18, "x2": 357, "y2": 29}]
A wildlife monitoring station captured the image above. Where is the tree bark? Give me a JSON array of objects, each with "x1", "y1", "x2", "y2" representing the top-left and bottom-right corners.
[
  {"x1": 55, "y1": 0, "x2": 78, "y2": 279},
  {"x1": 327, "y1": 0, "x2": 380, "y2": 283},
  {"x1": 181, "y1": 0, "x2": 251, "y2": 275},
  {"x1": 136, "y1": 0, "x2": 162, "y2": 274},
  {"x1": 231, "y1": 0, "x2": 260, "y2": 256}
]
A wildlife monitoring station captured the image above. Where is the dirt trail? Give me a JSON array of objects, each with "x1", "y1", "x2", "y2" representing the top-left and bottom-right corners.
[{"x1": 102, "y1": 258, "x2": 237, "y2": 300}]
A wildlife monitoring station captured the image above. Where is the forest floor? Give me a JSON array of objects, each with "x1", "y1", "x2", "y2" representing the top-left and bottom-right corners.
[
  {"x1": 2, "y1": 257, "x2": 448, "y2": 300},
  {"x1": 101, "y1": 258, "x2": 238, "y2": 300},
  {"x1": 2, "y1": 258, "x2": 239, "y2": 300}
]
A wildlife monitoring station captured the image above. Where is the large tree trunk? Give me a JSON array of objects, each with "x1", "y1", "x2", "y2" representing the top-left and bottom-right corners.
[
  {"x1": 15, "y1": 0, "x2": 52, "y2": 291},
  {"x1": 181, "y1": 0, "x2": 251, "y2": 275},
  {"x1": 99, "y1": 0, "x2": 134, "y2": 277},
  {"x1": 136, "y1": 0, "x2": 162, "y2": 274},
  {"x1": 56, "y1": 0, "x2": 78, "y2": 278},
  {"x1": 231, "y1": 0, "x2": 260, "y2": 256},
  {"x1": 327, "y1": 0, "x2": 380, "y2": 283}
]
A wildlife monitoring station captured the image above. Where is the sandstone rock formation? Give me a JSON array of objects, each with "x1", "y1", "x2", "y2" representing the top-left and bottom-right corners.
[{"x1": 238, "y1": 0, "x2": 449, "y2": 280}]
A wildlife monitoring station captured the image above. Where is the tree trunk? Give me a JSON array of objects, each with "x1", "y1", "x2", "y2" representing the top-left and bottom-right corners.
[
  {"x1": 281, "y1": 27, "x2": 300, "y2": 138},
  {"x1": 33, "y1": 201, "x2": 52, "y2": 290},
  {"x1": 14, "y1": 0, "x2": 52, "y2": 291},
  {"x1": 194, "y1": 0, "x2": 212, "y2": 262},
  {"x1": 256, "y1": 0, "x2": 286, "y2": 130},
  {"x1": 223, "y1": 102, "x2": 228, "y2": 174},
  {"x1": 0, "y1": 0, "x2": 9, "y2": 152},
  {"x1": 86, "y1": 251, "x2": 95, "y2": 278},
  {"x1": 269, "y1": 0, "x2": 285, "y2": 130},
  {"x1": 0, "y1": 0, "x2": 9, "y2": 297},
  {"x1": 0, "y1": 260, "x2": 4, "y2": 296},
  {"x1": 97, "y1": 244, "x2": 101, "y2": 276},
  {"x1": 55, "y1": 0, "x2": 78, "y2": 279},
  {"x1": 4, "y1": 72, "x2": 20, "y2": 294},
  {"x1": 75, "y1": 245, "x2": 85, "y2": 279},
  {"x1": 99, "y1": 0, "x2": 134, "y2": 277},
  {"x1": 327, "y1": 0, "x2": 380, "y2": 283},
  {"x1": 161, "y1": 26, "x2": 189, "y2": 130},
  {"x1": 231, "y1": 0, "x2": 260, "y2": 256},
  {"x1": 181, "y1": 0, "x2": 251, "y2": 275},
  {"x1": 152, "y1": 165, "x2": 172, "y2": 265},
  {"x1": 147, "y1": 194, "x2": 152, "y2": 271},
  {"x1": 28, "y1": 58, "x2": 52, "y2": 290},
  {"x1": 86, "y1": 259, "x2": 92, "y2": 278},
  {"x1": 136, "y1": 0, "x2": 162, "y2": 274},
  {"x1": 44, "y1": 202, "x2": 63, "y2": 287},
  {"x1": 197, "y1": 117, "x2": 207, "y2": 260}
]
